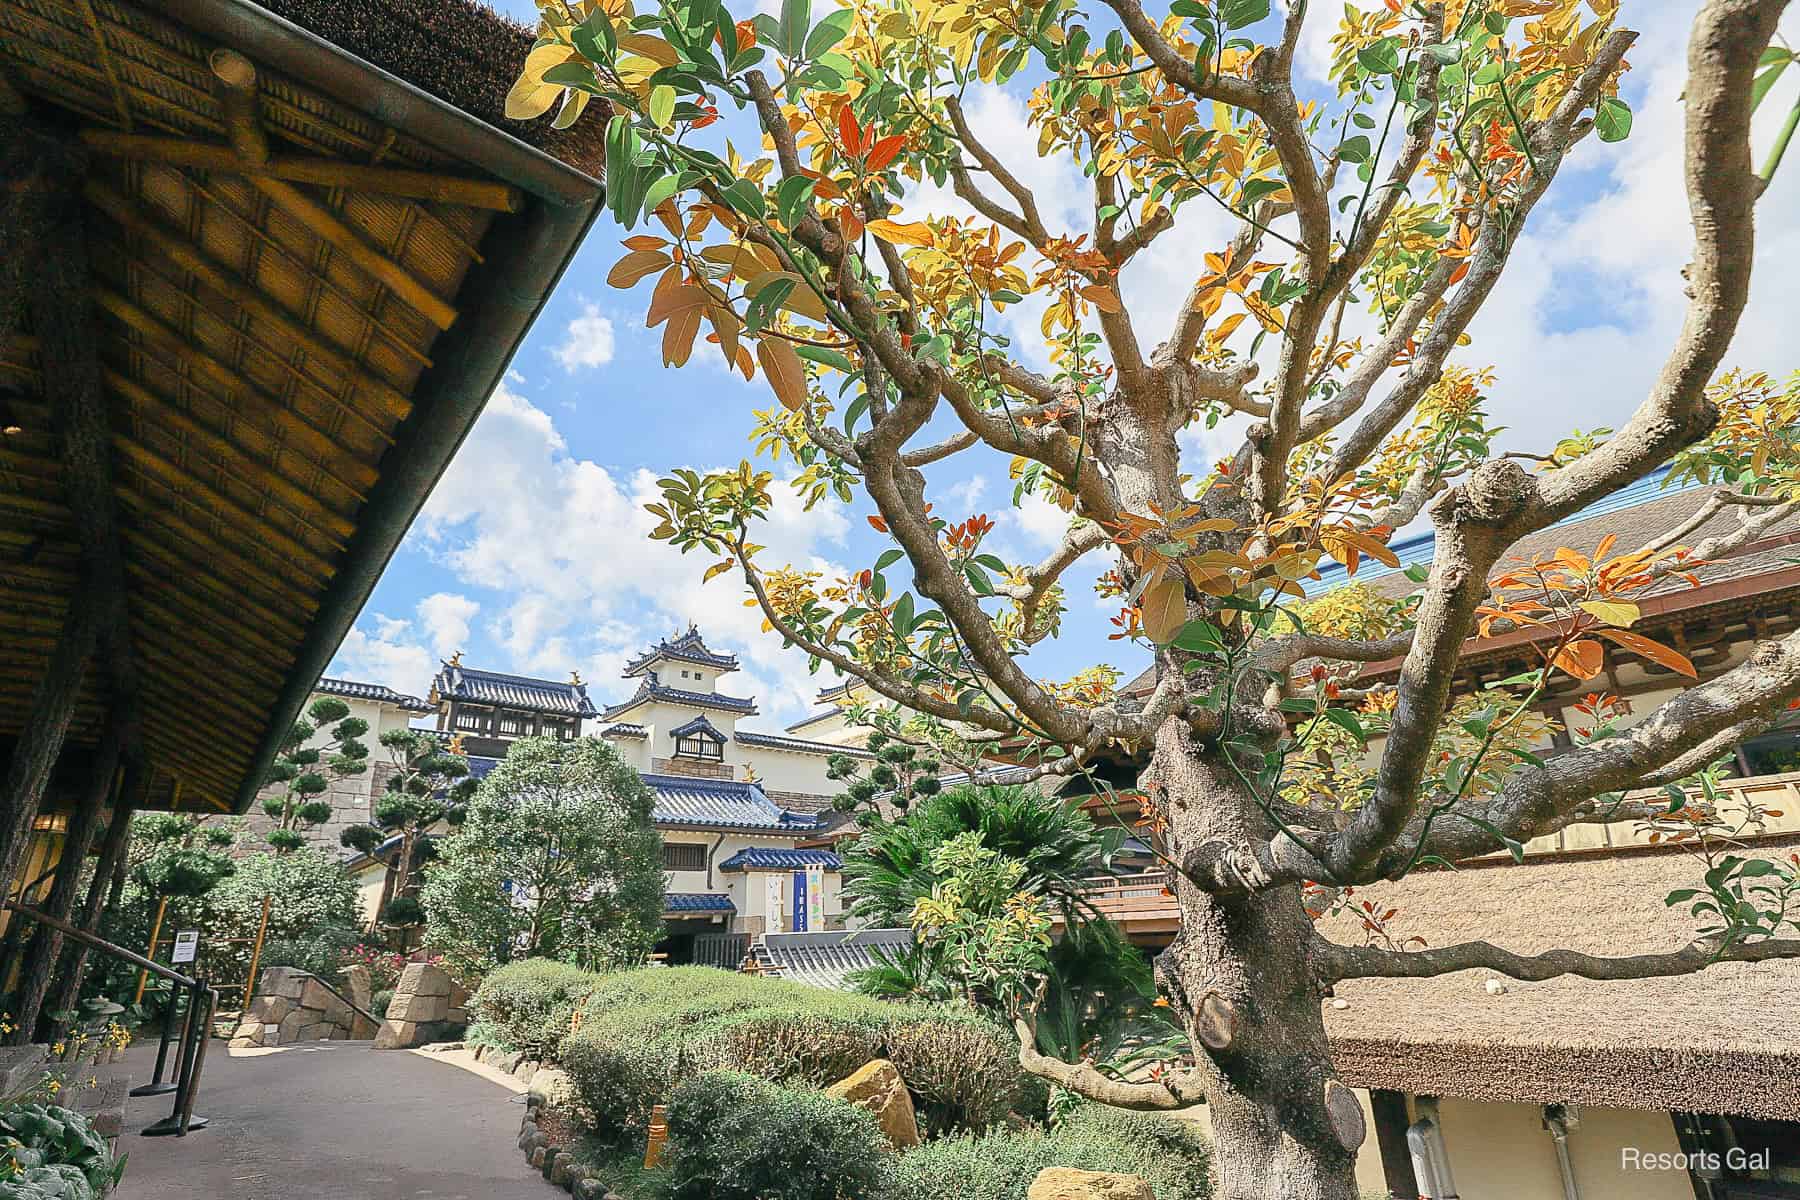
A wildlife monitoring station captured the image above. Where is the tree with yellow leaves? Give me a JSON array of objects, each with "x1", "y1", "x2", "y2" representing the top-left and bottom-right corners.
[{"x1": 508, "y1": 1, "x2": 1800, "y2": 1195}]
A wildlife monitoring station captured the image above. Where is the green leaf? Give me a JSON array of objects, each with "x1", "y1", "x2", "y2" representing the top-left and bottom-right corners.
[
  {"x1": 640, "y1": 172, "x2": 679, "y2": 214},
  {"x1": 805, "y1": 8, "x2": 855, "y2": 58},
  {"x1": 1357, "y1": 38, "x2": 1401, "y2": 76},
  {"x1": 1422, "y1": 42, "x2": 1462, "y2": 66},
  {"x1": 874, "y1": 548, "x2": 904, "y2": 571},
  {"x1": 1752, "y1": 58, "x2": 1793, "y2": 111},
  {"x1": 1594, "y1": 95, "x2": 1633, "y2": 143},
  {"x1": 720, "y1": 178, "x2": 767, "y2": 219},
  {"x1": 1321, "y1": 707, "x2": 1366, "y2": 743},
  {"x1": 1455, "y1": 813, "x2": 1525, "y2": 863},
  {"x1": 794, "y1": 343, "x2": 855, "y2": 373},
  {"x1": 779, "y1": 0, "x2": 811, "y2": 59},
  {"x1": 1218, "y1": 0, "x2": 1270, "y2": 31},
  {"x1": 1172, "y1": 620, "x2": 1224, "y2": 653},
  {"x1": 1338, "y1": 134, "x2": 1372, "y2": 164},
  {"x1": 891, "y1": 592, "x2": 916, "y2": 638},
  {"x1": 648, "y1": 84, "x2": 676, "y2": 128}
]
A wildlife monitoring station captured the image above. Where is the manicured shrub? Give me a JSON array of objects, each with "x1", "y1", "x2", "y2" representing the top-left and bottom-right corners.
[
  {"x1": 879, "y1": 1103, "x2": 1211, "y2": 1200},
  {"x1": 469, "y1": 959, "x2": 601, "y2": 1060},
  {"x1": 554, "y1": 967, "x2": 1023, "y2": 1145},
  {"x1": 662, "y1": 1072, "x2": 886, "y2": 1200},
  {"x1": 371, "y1": 989, "x2": 394, "y2": 1020}
]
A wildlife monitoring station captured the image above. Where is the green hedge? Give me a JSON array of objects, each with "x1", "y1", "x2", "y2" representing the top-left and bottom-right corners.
[
  {"x1": 539, "y1": 966, "x2": 1019, "y2": 1142},
  {"x1": 468, "y1": 959, "x2": 598, "y2": 1059},
  {"x1": 879, "y1": 1104, "x2": 1211, "y2": 1200},
  {"x1": 663, "y1": 1072, "x2": 888, "y2": 1200}
]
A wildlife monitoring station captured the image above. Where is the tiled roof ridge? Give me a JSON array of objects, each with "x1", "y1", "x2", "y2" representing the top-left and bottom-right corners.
[{"x1": 315, "y1": 676, "x2": 433, "y2": 712}]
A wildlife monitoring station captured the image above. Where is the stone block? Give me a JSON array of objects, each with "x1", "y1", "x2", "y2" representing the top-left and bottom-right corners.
[
  {"x1": 253, "y1": 995, "x2": 293, "y2": 1025},
  {"x1": 276, "y1": 1012, "x2": 308, "y2": 1044},
  {"x1": 300, "y1": 978, "x2": 337, "y2": 1011},
  {"x1": 515, "y1": 1060, "x2": 538, "y2": 1086},
  {"x1": 387, "y1": 990, "x2": 448, "y2": 1024},
  {"x1": 350, "y1": 1014, "x2": 380, "y2": 1041},
  {"x1": 1026, "y1": 1169, "x2": 1155, "y2": 1200},
  {"x1": 824, "y1": 1059, "x2": 920, "y2": 1149},
  {"x1": 263, "y1": 966, "x2": 309, "y2": 1001},
  {"x1": 551, "y1": 1156, "x2": 573, "y2": 1188},
  {"x1": 529, "y1": 1068, "x2": 578, "y2": 1110},
  {"x1": 395, "y1": 962, "x2": 453, "y2": 999},
  {"x1": 529, "y1": 1147, "x2": 547, "y2": 1170},
  {"x1": 373, "y1": 1019, "x2": 420, "y2": 1050},
  {"x1": 575, "y1": 1178, "x2": 606, "y2": 1199},
  {"x1": 542, "y1": 1148, "x2": 561, "y2": 1180},
  {"x1": 339, "y1": 963, "x2": 373, "y2": 1011}
]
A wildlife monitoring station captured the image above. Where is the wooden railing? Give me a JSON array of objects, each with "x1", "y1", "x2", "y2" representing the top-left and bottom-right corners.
[{"x1": 1065, "y1": 873, "x2": 1180, "y2": 939}]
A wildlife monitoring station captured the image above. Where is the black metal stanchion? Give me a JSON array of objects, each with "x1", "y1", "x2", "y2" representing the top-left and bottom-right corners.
[
  {"x1": 129, "y1": 983, "x2": 181, "y2": 1098},
  {"x1": 141, "y1": 980, "x2": 208, "y2": 1136}
]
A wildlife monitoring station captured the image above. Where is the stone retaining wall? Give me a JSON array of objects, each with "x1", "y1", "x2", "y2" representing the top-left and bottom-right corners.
[
  {"x1": 373, "y1": 962, "x2": 470, "y2": 1049},
  {"x1": 229, "y1": 965, "x2": 379, "y2": 1047}
]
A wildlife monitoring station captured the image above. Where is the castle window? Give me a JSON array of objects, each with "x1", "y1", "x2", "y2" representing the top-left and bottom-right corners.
[
  {"x1": 498, "y1": 712, "x2": 526, "y2": 736},
  {"x1": 663, "y1": 842, "x2": 707, "y2": 872},
  {"x1": 675, "y1": 736, "x2": 722, "y2": 761}
]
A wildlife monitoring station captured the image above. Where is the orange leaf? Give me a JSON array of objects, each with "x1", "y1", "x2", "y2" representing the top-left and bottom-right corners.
[
  {"x1": 621, "y1": 234, "x2": 668, "y2": 251},
  {"x1": 756, "y1": 337, "x2": 808, "y2": 410},
  {"x1": 866, "y1": 134, "x2": 906, "y2": 171},
  {"x1": 1596, "y1": 629, "x2": 1698, "y2": 678},
  {"x1": 838, "y1": 105, "x2": 864, "y2": 157},
  {"x1": 645, "y1": 268, "x2": 705, "y2": 328},
  {"x1": 866, "y1": 219, "x2": 935, "y2": 247},
  {"x1": 1551, "y1": 639, "x2": 1605, "y2": 680},
  {"x1": 662, "y1": 304, "x2": 702, "y2": 367},
  {"x1": 608, "y1": 248, "x2": 672, "y2": 288},
  {"x1": 1140, "y1": 576, "x2": 1188, "y2": 645},
  {"x1": 867, "y1": 514, "x2": 889, "y2": 534},
  {"x1": 1079, "y1": 284, "x2": 1123, "y2": 313}
]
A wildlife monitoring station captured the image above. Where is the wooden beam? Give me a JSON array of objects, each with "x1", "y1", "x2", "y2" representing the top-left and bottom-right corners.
[
  {"x1": 39, "y1": 759, "x2": 141, "y2": 1043},
  {"x1": 248, "y1": 176, "x2": 459, "y2": 330},
  {"x1": 80, "y1": 131, "x2": 524, "y2": 213},
  {"x1": 8, "y1": 712, "x2": 120, "y2": 1044},
  {"x1": 206, "y1": 49, "x2": 269, "y2": 167},
  {"x1": 0, "y1": 593, "x2": 98, "y2": 901},
  {"x1": 31, "y1": 136, "x2": 146, "y2": 767}
]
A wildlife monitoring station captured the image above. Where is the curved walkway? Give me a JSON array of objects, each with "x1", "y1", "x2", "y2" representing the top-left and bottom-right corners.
[{"x1": 116, "y1": 1039, "x2": 552, "y2": 1200}]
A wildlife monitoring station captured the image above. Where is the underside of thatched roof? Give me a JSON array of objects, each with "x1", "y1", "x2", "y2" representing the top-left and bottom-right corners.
[
  {"x1": 1319, "y1": 839, "x2": 1800, "y2": 1119},
  {"x1": 0, "y1": 0, "x2": 601, "y2": 812}
]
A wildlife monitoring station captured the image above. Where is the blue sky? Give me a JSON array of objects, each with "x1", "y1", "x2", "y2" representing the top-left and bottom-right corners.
[{"x1": 328, "y1": 1, "x2": 1800, "y2": 728}]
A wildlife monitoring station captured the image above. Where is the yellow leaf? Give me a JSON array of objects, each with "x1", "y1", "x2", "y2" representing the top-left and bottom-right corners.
[
  {"x1": 1551, "y1": 639, "x2": 1605, "y2": 680},
  {"x1": 1079, "y1": 284, "x2": 1123, "y2": 313},
  {"x1": 866, "y1": 219, "x2": 935, "y2": 247},
  {"x1": 1141, "y1": 577, "x2": 1188, "y2": 644},
  {"x1": 1577, "y1": 600, "x2": 1640, "y2": 627},
  {"x1": 505, "y1": 43, "x2": 576, "y2": 120},
  {"x1": 758, "y1": 338, "x2": 808, "y2": 411}
]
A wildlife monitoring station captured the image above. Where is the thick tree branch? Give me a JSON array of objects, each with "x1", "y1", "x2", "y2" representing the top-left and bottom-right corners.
[
  {"x1": 1250, "y1": 629, "x2": 1415, "y2": 674},
  {"x1": 945, "y1": 95, "x2": 1050, "y2": 245},
  {"x1": 1533, "y1": 0, "x2": 1789, "y2": 524},
  {"x1": 1322, "y1": 932, "x2": 1800, "y2": 985},
  {"x1": 1014, "y1": 1013, "x2": 1203, "y2": 1111}
]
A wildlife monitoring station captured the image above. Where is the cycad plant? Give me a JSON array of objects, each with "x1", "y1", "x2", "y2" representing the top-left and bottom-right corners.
[{"x1": 261, "y1": 696, "x2": 369, "y2": 852}]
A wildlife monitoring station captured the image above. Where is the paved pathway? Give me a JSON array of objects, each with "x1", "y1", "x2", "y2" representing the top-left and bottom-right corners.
[{"x1": 115, "y1": 1039, "x2": 555, "y2": 1200}]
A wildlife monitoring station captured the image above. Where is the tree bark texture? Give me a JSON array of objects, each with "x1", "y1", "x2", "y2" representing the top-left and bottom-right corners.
[
  {"x1": 39, "y1": 763, "x2": 139, "y2": 1043},
  {"x1": 7, "y1": 741, "x2": 115, "y2": 1045},
  {"x1": 1150, "y1": 720, "x2": 1359, "y2": 1200}
]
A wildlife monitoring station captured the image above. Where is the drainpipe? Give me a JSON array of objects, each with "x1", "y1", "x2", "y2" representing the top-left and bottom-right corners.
[
  {"x1": 1406, "y1": 1098, "x2": 1459, "y2": 1199},
  {"x1": 1543, "y1": 1105, "x2": 1582, "y2": 1200}
]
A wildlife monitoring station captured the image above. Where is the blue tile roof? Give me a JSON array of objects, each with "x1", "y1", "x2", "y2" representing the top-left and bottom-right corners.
[
  {"x1": 664, "y1": 892, "x2": 737, "y2": 914},
  {"x1": 671, "y1": 713, "x2": 728, "y2": 742},
  {"x1": 626, "y1": 627, "x2": 741, "y2": 675},
  {"x1": 718, "y1": 847, "x2": 844, "y2": 872},
  {"x1": 603, "y1": 675, "x2": 758, "y2": 719},
  {"x1": 315, "y1": 677, "x2": 433, "y2": 712},
  {"x1": 466, "y1": 755, "x2": 502, "y2": 780},
  {"x1": 432, "y1": 663, "x2": 598, "y2": 717},
  {"x1": 1315, "y1": 465, "x2": 1700, "y2": 588},
  {"x1": 735, "y1": 730, "x2": 873, "y2": 758},
  {"x1": 646, "y1": 774, "x2": 821, "y2": 832}
]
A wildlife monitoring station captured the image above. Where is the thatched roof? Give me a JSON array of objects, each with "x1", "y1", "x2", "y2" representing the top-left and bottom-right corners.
[
  {"x1": 0, "y1": 0, "x2": 602, "y2": 811},
  {"x1": 1319, "y1": 840, "x2": 1800, "y2": 1119}
]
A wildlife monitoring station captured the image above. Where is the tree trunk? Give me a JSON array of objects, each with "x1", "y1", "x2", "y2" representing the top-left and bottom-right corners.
[{"x1": 1150, "y1": 719, "x2": 1361, "y2": 1200}]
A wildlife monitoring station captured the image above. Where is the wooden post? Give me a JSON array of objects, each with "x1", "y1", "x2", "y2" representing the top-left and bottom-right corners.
[
  {"x1": 39, "y1": 762, "x2": 141, "y2": 1042},
  {"x1": 1369, "y1": 1089, "x2": 1421, "y2": 1199},
  {"x1": 207, "y1": 50, "x2": 270, "y2": 167},
  {"x1": 8, "y1": 719, "x2": 123, "y2": 1044},
  {"x1": 242, "y1": 893, "x2": 273, "y2": 1010},
  {"x1": 134, "y1": 895, "x2": 169, "y2": 1006},
  {"x1": 0, "y1": 596, "x2": 98, "y2": 905}
]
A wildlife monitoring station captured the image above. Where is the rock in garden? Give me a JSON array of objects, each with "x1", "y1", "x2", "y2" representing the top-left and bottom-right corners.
[
  {"x1": 529, "y1": 1067, "x2": 578, "y2": 1110},
  {"x1": 1026, "y1": 1168, "x2": 1156, "y2": 1200},
  {"x1": 823, "y1": 1059, "x2": 921, "y2": 1149}
]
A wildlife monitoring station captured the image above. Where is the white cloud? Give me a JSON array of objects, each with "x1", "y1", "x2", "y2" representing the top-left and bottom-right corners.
[
  {"x1": 397, "y1": 381, "x2": 853, "y2": 720},
  {"x1": 552, "y1": 302, "x2": 616, "y2": 372},
  {"x1": 416, "y1": 592, "x2": 479, "y2": 659}
]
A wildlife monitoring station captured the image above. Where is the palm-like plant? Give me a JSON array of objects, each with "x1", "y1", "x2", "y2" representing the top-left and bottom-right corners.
[{"x1": 841, "y1": 784, "x2": 1122, "y2": 927}]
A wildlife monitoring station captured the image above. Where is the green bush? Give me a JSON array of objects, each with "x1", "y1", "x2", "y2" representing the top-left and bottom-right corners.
[
  {"x1": 879, "y1": 1104, "x2": 1211, "y2": 1200},
  {"x1": 258, "y1": 920, "x2": 363, "y2": 978},
  {"x1": 0, "y1": 1102, "x2": 127, "y2": 1199},
  {"x1": 662, "y1": 1073, "x2": 886, "y2": 1200},
  {"x1": 372, "y1": 989, "x2": 394, "y2": 1020},
  {"x1": 468, "y1": 959, "x2": 598, "y2": 1059},
  {"x1": 556, "y1": 968, "x2": 1021, "y2": 1145}
]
